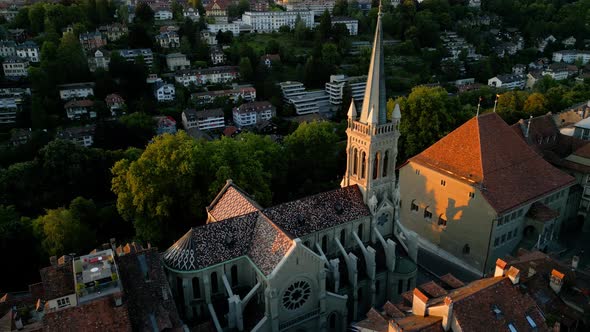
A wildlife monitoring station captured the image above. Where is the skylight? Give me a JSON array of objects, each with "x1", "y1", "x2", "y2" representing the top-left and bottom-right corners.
[
  {"x1": 526, "y1": 315, "x2": 537, "y2": 329},
  {"x1": 508, "y1": 323, "x2": 518, "y2": 332}
]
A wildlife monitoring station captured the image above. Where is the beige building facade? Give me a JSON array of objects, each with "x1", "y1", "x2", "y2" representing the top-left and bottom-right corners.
[{"x1": 398, "y1": 113, "x2": 575, "y2": 276}]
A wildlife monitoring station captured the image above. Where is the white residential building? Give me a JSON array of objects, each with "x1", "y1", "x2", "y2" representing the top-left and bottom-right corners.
[
  {"x1": 207, "y1": 23, "x2": 241, "y2": 35},
  {"x1": 487, "y1": 74, "x2": 526, "y2": 90},
  {"x1": 174, "y1": 66, "x2": 239, "y2": 87},
  {"x1": 154, "y1": 81, "x2": 176, "y2": 102},
  {"x1": 15, "y1": 41, "x2": 39, "y2": 62},
  {"x1": 156, "y1": 31, "x2": 180, "y2": 48},
  {"x1": 2, "y1": 56, "x2": 28, "y2": 77},
  {"x1": 58, "y1": 82, "x2": 95, "y2": 100},
  {"x1": 57, "y1": 125, "x2": 96, "y2": 147},
  {"x1": 98, "y1": 23, "x2": 128, "y2": 41},
  {"x1": 279, "y1": 81, "x2": 306, "y2": 103},
  {"x1": 285, "y1": 1, "x2": 335, "y2": 15},
  {"x1": 0, "y1": 96, "x2": 18, "y2": 124},
  {"x1": 331, "y1": 17, "x2": 358, "y2": 36},
  {"x1": 325, "y1": 74, "x2": 366, "y2": 105},
  {"x1": 233, "y1": 101, "x2": 276, "y2": 127},
  {"x1": 88, "y1": 49, "x2": 110, "y2": 72},
  {"x1": 182, "y1": 108, "x2": 225, "y2": 130},
  {"x1": 184, "y1": 7, "x2": 200, "y2": 22},
  {"x1": 290, "y1": 90, "x2": 331, "y2": 115},
  {"x1": 210, "y1": 47, "x2": 225, "y2": 65},
  {"x1": 0, "y1": 40, "x2": 16, "y2": 57},
  {"x1": 241, "y1": 11, "x2": 314, "y2": 33},
  {"x1": 64, "y1": 99, "x2": 95, "y2": 120},
  {"x1": 116, "y1": 49, "x2": 154, "y2": 67},
  {"x1": 166, "y1": 53, "x2": 190, "y2": 71},
  {"x1": 155, "y1": 9, "x2": 173, "y2": 20},
  {"x1": 542, "y1": 63, "x2": 569, "y2": 81},
  {"x1": 553, "y1": 50, "x2": 590, "y2": 65},
  {"x1": 201, "y1": 31, "x2": 218, "y2": 45},
  {"x1": 192, "y1": 85, "x2": 256, "y2": 105}
]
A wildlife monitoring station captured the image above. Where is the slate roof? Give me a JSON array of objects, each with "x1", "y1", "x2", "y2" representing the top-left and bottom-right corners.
[
  {"x1": 262, "y1": 185, "x2": 371, "y2": 238},
  {"x1": 116, "y1": 246, "x2": 182, "y2": 332},
  {"x1": 207, "y1": 180, "x2": 261, "y2": 222},
  {"x1": 411, "y1": 113, "x2": 575, "y2": 214},
  {"x1": 39, "y1": 263, "x2": 74, "y2": 300},
  {"x1": 162, "y1": 212, "x2": 293, "y2": 275}
]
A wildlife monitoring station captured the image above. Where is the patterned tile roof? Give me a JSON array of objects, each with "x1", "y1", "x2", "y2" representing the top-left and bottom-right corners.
[
  {"x1": 262, "y1": 185, "x2": 370, "y2": 238},
  {"x1": 207, "y1": 180, "x2": 261, "y2": 222},
  {"x1": 411, "y1": 113, "x2": 575, "y2": 214},
  {"x1": 162, "y1": 212, "x2": 293, "y2": 275},
  {"x1": 39, "y1": 263, "x2": 74, "y2": 300}
]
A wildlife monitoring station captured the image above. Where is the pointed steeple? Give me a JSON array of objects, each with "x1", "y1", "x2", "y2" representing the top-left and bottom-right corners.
[
  {"x1": 359, "y1": 2, "x2": 387, "y2": 125},
  {"x1": 347, "y1": 98, "x2": 357, "y2": 119}
]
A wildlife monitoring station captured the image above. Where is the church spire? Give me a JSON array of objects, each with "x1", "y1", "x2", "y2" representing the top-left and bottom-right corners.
[{"x1": 359, "y1": 2, "x2": 386, "y2": 125}]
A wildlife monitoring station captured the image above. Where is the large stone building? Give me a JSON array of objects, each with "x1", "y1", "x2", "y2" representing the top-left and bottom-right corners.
[
  {"x1": 162, "y1": 8, "x2": 417, "y2": 331},
  {"x1": 398, "y1": 113, "x2": 575, "y2": 277}
]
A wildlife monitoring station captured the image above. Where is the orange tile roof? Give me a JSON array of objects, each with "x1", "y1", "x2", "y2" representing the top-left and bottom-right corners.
[
  {"x1": 411, "y1": 113, "x2": 575, "y2": 213},
  {"x1": 207, "y1": 180, "x2": 261, "y2": 222},
  {"x1": 413, "y1": 288, "x2": 429, "y2": 303},
  {"x1": 551, "y1": 269, "x2": 565, "y2": 280},
  {"x1": 496, "y1": 258, "x2": 508, "y2": 269}
]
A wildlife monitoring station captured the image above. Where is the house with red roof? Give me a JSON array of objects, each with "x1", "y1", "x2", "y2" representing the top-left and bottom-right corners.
[{"x1": 399, "y1": 112, "x2": 576, "y2": 276}]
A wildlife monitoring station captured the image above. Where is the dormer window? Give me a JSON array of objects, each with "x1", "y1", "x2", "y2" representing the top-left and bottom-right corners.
[
  {"x1": 438, "y1": 215, "x2": 447, "y2": 226},
  {"x1": 424, "y1": 207, "x2": 432, "y2": 220}
]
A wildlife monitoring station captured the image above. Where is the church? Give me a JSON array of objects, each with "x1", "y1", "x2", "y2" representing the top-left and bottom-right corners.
[{"x1": 162, "y1": 5, "x2": 418, "y2": 331}]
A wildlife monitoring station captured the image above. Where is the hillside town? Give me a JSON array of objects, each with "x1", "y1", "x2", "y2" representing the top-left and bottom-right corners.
[{"x1": 2, "y1": 0, "x2": 590, "y2": 331}]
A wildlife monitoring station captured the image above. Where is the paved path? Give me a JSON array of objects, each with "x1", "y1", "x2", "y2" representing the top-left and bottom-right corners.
[{"x1": 417, "y1": 248, "x2": 481, "y2": 282}]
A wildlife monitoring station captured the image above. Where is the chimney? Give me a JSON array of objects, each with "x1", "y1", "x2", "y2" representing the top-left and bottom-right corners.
[
  {"x1": 441, "y1": 297, "x2": 453, "y2": 332},
  {"x1": 494, "y1": 258, "x2": 508, "y2": 277},
  {"x1": 412, "y1": 288, "x2": 429, "y2": 317},
  {"x1": 550, "y1": 269, "x2": 565, "y2": 293},
  {"x1": 49, "y1": 256, "x2": 57, "y2": 266},
  {"x1": 506, "y1": 266, "x2": 521, "y2": 284},
  {"x1": 572, "y1": 255, "x2": 580, "y2": 269}
]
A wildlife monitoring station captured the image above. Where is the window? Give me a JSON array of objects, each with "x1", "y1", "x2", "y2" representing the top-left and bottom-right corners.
[
  {"x1": 501, "y1": 234, "x2": 506, "y2": 243},
  {"x1": 415, "y1": 169, "x2": 420, "y2": 175},
  {"x1": 438, "y1": 215, "x2": 447, "y2": 226},
  {"x1": 507, "y1": 232, "x2": 512, "y2": 240},
  {"x1": 462, "y1": 244, "x2": 470, "y2": 255},
  {"x1": 382, "y1": 151, "x2": 389, "y2": 177},
  {"x1": 398, "y1": 280, "x2": 403, "y2": 294},
  {"x1": 282, "y1": 280, "x2": 311, "y2": 310},
  {"x1": 192, "y1": 277, "x2": 201, "y2": 299},
  {"x1": 517, "y1": 209, "x2": 524, "y2": 217},
  {"x1": 211, "y1": 272, "x2": 218, "y2": 293},
  {"x1": 57, "y1": 297, "x2": 70, "y2": 308},
  {"x1": 469, "y1": 192, "x2": 475, "y2": 199},
  {"x1": 321, "y1": 235, "x2": 328, "y2": 253},
  {"x1": 424, "y1": 207, "x2": 432, "y2": 220},
  {"x1": 407, "y1": 278, "x2": 413, "y2": 291},
  {"x1": 352, "y1": 148, "x2": 358, "y2": 175},
  {"x1": 373, "y1": 152, "x2": 380, "y2": 180},
  {"x1": 511, "y1": 212, "x2": 517, "y2": 221},
  {"x1": 494, "y1": 237, "x2": 499, "y2": 247},
  {"x1": 357, "y1": 224, "x2": 364, "y2": 242},
  {"x1": 361, "y1": 151, "x2": 366, "y2": 179},
  {"x1": 231, "y1": 265, "x2": 238, "y2": 286},
  {"x1": 411, "y1": 200, "x2": 419, "y2": 212},
  {"x1": 440, "y1": 179, "x2": 446, "y2": 186},
  {"x1": 340, "y1": 229, "x2": 346, "y2": 247}
]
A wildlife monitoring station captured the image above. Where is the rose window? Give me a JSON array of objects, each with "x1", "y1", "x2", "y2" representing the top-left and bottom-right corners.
[{"x1": 282, "y1": 280, "x2": 311, "y2": 310}]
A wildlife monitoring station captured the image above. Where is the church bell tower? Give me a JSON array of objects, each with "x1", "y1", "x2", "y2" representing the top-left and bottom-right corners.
[{"x1": 341, "y1": 4, "x2": 401, "y2": 207}]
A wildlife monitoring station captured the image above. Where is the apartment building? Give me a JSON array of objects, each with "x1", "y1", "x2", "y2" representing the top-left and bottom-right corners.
[{"x1": 241, "y1": 10, "x2": 314, "y2": 33}]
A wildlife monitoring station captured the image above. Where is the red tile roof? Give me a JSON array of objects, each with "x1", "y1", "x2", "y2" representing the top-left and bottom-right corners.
[
  {"x1": 207, "y1": 180, "x2": 261, "y2": 222},
  {"x1": 439, "y1": 273, "x2": 465, "y2": 289},
  {"x1": 64, "y1": 99, "x2": 94, "y2": 109},
  {"x1": 411, "y1": 113, "x2": 575, "y2": 213}
]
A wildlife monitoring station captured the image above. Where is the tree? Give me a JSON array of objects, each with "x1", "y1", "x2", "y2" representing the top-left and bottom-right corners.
[
  {"x1": 57, "y1": 32, "x2": 90, "y2": 82},
  {"x1": 396, "y1": 86, "x2": 469, "y2": 160},
  {"x1": 33, "y1": 204, "x2": 95, "y2": 256},
  {"x1": 318, "y1": 9, "x2": 332, "y2": 40},
  {"x1": 111, "y1": 132, "x2": 206, "y2": 243},
  {"x1": 28, "y1": 3, "x2": 46, "y2": 35},
  {"x1": 134, "y1": 2, "x2": 154, "y2": 26},
  {"x1": 239, "y1": 57, "x2": 254, "y2": 81},
  {"x1": 524, "y1": 93, "x2": 548, "y2": 116},
  {"x1": 283, "y1": 121, "x2": 341, "y2": 200},
  {"x1": 333, "y1": 0, "x2": 349, "y2": 16},
  {"x1": 321, "y1": 43, "x2": 339, "y2": 67},
  {"x1": 496, "y1": 91, "x2": 529, "y2": 124}
]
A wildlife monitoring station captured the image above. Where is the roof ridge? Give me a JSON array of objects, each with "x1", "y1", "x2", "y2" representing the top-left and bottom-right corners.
[{"x1": 475, "y1": 116, "x2": 485, "y2": 182}]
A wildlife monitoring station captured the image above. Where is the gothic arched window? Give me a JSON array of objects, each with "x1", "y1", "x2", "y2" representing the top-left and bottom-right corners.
[
  {"x1": 352, "y1": 148, "x2": 358, "y2": 175},
  {"x1": 361, "y1": 151, "x2": 367, "y2": 179},
  {"x1": 382, "y1": 151, "x2": 389, "y2": 177},
  {"x1": 357, "y1": 223, "x2": 364, "y2": 242},
  {"x1": 340, "y1": 229, "x2": 346, "y2": 247},
  {"x1": 192, "y1": 277, "x2": 200, "y2": 299},
  {"x1": 231, "y1": 265, "x2": 238, "y2": 286},
  {"x1": 210, "y1": 272, "x2": 218, "y2": 293},
  {"x1": 321, "y1": 235, "x2": 328, "y2": 253},
  {"x1": 373, "y1": 152, "x2": 381, "y2": 180}
]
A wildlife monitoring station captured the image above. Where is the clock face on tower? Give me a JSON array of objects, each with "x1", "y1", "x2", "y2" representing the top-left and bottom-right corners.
[{"x1": 282, "y1": 280, "x2": 311, "y2": 310}]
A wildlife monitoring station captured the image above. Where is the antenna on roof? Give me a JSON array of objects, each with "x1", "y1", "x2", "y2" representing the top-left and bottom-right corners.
[
  {"x1": 476, "y1": 96, "x2": 482, "y2": 117},
  {"x1": 525, "y1": 115, "x2": 533, "y2": 138}
]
